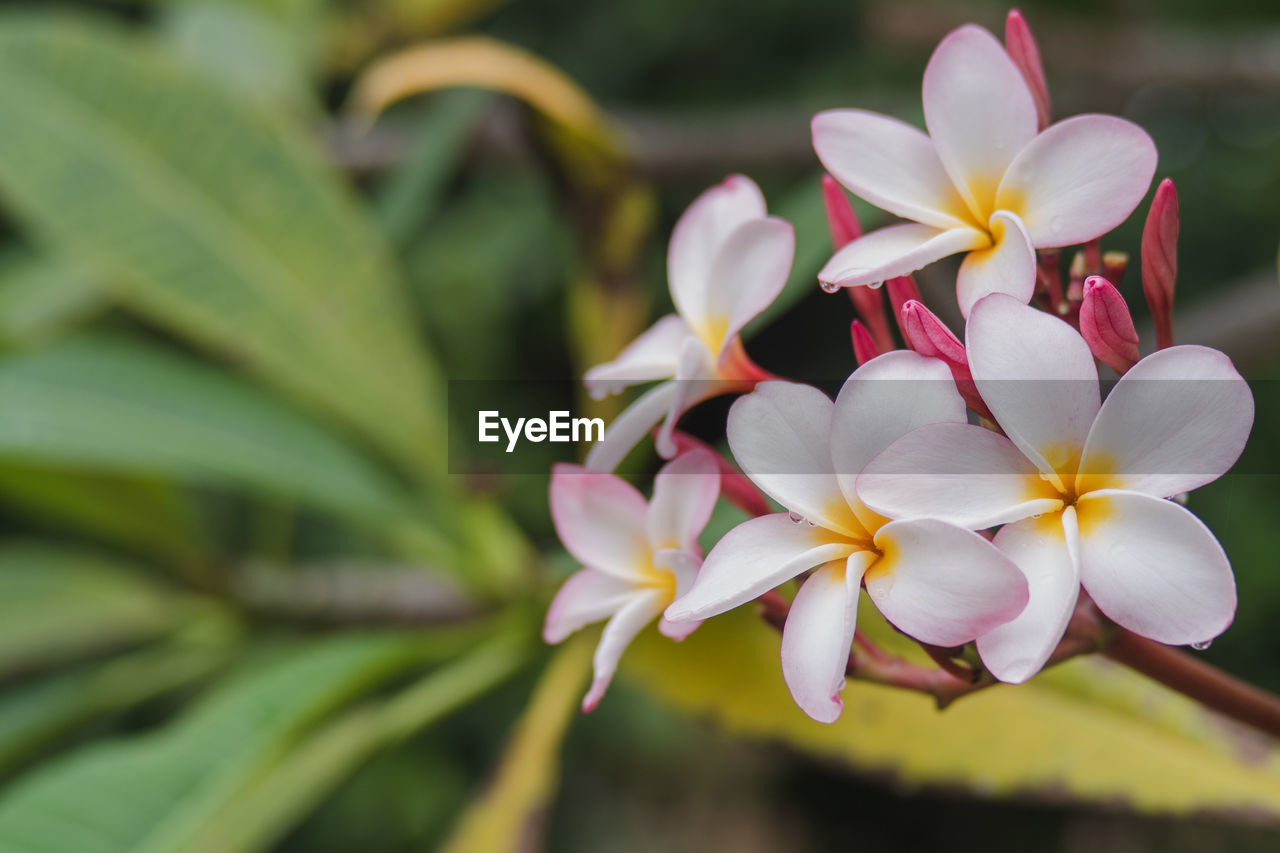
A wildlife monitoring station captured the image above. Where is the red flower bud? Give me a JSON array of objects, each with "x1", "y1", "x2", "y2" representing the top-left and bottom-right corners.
[
  {"x1": 1142, "y1": 178, "x2": 1179, "y2": 350},
  {"x1": 1080, "y1": 276, "x2": 1140, "y2": 374},
  {"x1": 1005, "y1": 9, "x2": 1051, "y2": 131},
  {"x1": 850, "y1": 320, "x2": 880, "y2": 366},
  {"x1": 666, "y1": 431, "x2": 771, "y2": 518},
  {"x1": 886, "y1": 275, "x2": 922, "y2": 339},
  {"x1": 823, "y1": 175, "x2": 894, "y2": 351},
  {"x1": 899, "y1": 299, "x2": 992, "y2": 419}
]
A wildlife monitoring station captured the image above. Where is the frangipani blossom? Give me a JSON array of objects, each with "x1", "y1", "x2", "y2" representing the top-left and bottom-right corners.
[
  {"x1": 812, "y1": 24, "x2": 1157, "y2": 316},
  {"x1": 665, "y1": 353, "x2": 1028, "y2": 722},
  {"x1": 858, "y1": 295, "x2": 1254, "y2": 683},
  {"x1": 545, "y1": 450, "x2": 720, "y2": 711},
  {"x1": 584, "y1": 176, "x2": 794, "y2": 471}
]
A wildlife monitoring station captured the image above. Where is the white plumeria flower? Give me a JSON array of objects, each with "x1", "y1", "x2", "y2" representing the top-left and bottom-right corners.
[
  {"x1": 812, "y1": 24, "x2": 1157, "y2": 316},
  {"x1": 545, "y1": 450, "x2": 720, "y2": 711},
  {"x1": 584, "y1": 175, "x2": 794, "y2": 472},
  {"x1": 665, "y1": 352, "x2": 1028, "y2": 723},
  {"x1": 858, "y1": 294, "x2": 1254, "y2": 683}
]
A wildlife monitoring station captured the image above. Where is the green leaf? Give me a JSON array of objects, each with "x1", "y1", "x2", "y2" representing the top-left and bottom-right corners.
[
  {"x1": 624, "y1": 604, "x2": 1280, "y2": 819},
  {"x1": 0, "y1": 544, "x2": 204, "y2": 680},
  {"x1": 0, "y1": 336, "x2": 420, "y2": 530},
  {"x1": 0, "y1": 13, "x2": 445, "y2": 481},
  {"x1": 0, "y1": 631, "x2": 445, "y2": 853},
  {"x1": 0, "y1": 250, "x2": 103, "y2": 350},
  {"x1": 177, "y1": 625, "x2": 528, "y2": 853}
]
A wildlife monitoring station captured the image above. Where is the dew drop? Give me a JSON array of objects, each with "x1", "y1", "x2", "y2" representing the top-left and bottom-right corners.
[
  {"x1": 806, "y1": 519, "x2": 817, "y2": 527},
  {"x1": 819, "y1": 279, "x2": 841, "y2": 294},
  {"x1": 788, "y1": 511, "x2": 805, "y2": 524},
  {"x1": 1031, "y1": 513, "x2": 1043, "y2": 520},
  {"x1": 1190, "y1": 640, "x2": 1213, "y2": 651},
  {"x1": 1172, "y1": 492, "x2": 1189, "y2": 506}
]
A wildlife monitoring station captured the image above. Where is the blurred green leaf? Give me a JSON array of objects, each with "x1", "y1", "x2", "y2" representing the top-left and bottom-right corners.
[
  {"x1": 374, "y1": 90, "x2": 491, "y2": 248},
  {"x1": 0, "y1": 544, "x2": 203, "y2": 680},
  {"x1": 0, "y1": 251, "x2": 103, "y2": 350},
  {"x1": 0, "y1": 631, "x2": 444, "y2": 853},
  {"x1": 0, "y1": 13, "x2": 445, "y2": 482},
  {"x1": 0, "y1": 464, "x2": 208, "y2": 577},
  {"x1": 179, "y1": 626, "x2": 528, "y2": 853},
  {"x1": 440, "y1": 635, "x2": 590, "y2": 853},
  {"x1": 625, "y1": 604, "x2": 1280, "y2": 820},
  {"x1": 0, "y1": 336, "x2": 422, "y2": 533}
]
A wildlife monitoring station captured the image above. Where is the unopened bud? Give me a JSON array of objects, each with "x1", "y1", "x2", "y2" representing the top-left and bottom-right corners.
[
  {"x1": 900, "y1": 300, "x2": 992, "y2": 419},
  {"x1": 886, "y1": 275, "x2": 922, "y2": 339},
  {"x1": 1066, "y1": 251, "x2": 1087, "y2": 304},
  {"x1": 1142, "y1": 178, "x2": 1179, "y2": 349},
  {"x1": 1080, "y1": 276, "x2": 1140, "y2": 374},
  {"x1": 822, "y1": 174, "x2": 862, "y2": 247},
  {"x1": 1005, "y1": 9, "x2": 1051, "y2": 130},
  {"x1": 851, "y1": 320, "x2": 880, "y2": 366},
  {"x1": 1101, "y1": 251, "x2": 1129, "y2": 287}
]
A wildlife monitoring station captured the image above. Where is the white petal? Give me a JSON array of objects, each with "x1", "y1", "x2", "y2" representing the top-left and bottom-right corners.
[
  {"x1": 1076, "y1": 490, "x2": 1235, "y2": 646},
  {"x1": 782, "y1": 552, "x2": 873, "y2": 723},
  {"x1": 955, "y1": 210, "x2": 1037, "y2": 317},
  {"x1": 583, "y1": 314, "x2": 690, "y2": 397},
  {"x1": 922, "y1": 25, "x2": 1038, "y2": 223},
  {"x1": 977, "y1": 511, "x2": 1081, "y2": 683},
  {"x1": 727, "y1": 381, "x2": 866, "y2": 537},
  {"x1": 866, "y1": 518, "x2": 1029, "y2": 647},
  {"x1": 1079, "y1": 345, "x2": 1254, "y2": 498},
  {"x1": 857, "y1": 422, "x2": 1063, "y2": 529},
  {"x1": 664, "y1": 513, "x2": 858, "y2": 621},
  {"x1": 550, "y1": 464, "x2": 650, "y2": 578},
  {"x1": 996, "y1": 114, "x2": 1158, "y2": 248},
  {"x1": 584, "y1": 382, "x2": 677, "y2": 473},
  {"x1": 818, "y1": 223, "x2": 987, "y2": 289},
  {"x1": 654, "y1": 336, "x2": 719, "y2": 458},
  {"x1": 543, "y1": 568, "x2": 637, "y2": 644},
  {"x1": 967, "y1": 294, "x2": 1100, "y2": 478},
  {"x1": 668, "y1": 175, "x2": 767, "y2": 332},
  {"x1": 831, "y1": 350, "x2": 966, "y2": 507},
  {"x1": 811, "y1": 109, "x2": 974, "y2": 230},
  {"x1": 646, "y1": 449, "x2": 721, "y2": 552},
  {"x1": 582, "y1": 590, "x2": 667, "y2": 712},
  {"x1": 705, "y1": 217, "x2": 795, "y2": 353}
]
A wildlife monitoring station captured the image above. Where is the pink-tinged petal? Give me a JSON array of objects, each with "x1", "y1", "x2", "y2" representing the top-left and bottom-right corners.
[
  {"x1": 977, "y1": 510, "x2": 1081, "y2": 683},
  {"x1": 654, "y1": 336, "x2": 719, "y2": 459},
  {"x1": 585, "y1": 382, "x2": 677, "y2": 472},
  {"x1": 858, "y1": 422, "x2": 1063, "y2": 528},
  {"x1": 866, "y1": 518, "x2": 1029, "y2": 647},
  {"x1": 1079, "y1": 276, "x2": 1140, "y2": 374},
  {"x1": 818, "y1": 223, "x2": 987, "y2": 289},
  {"x1": 1004, "y1": 9, "x2": 1051, "y2": 130},
  {"x1": 543, "y1": 568, "x2": 637, "y2": 644},
  {"x1": 654, "y1": 549, "x2": 703, "y2": 640},
  {"x1": 1079, "y1": 345, "x2": 1254, "y2": 498},
  {"x1": 812, "y1": 109, "x2": 974, "y2": 230},
  {"x1": 955, "y1": 210, "x2": 1037, "y2": 317},
  {"x1": 666, "y1": 430, "x2": 771, "y2": 517},
  {"x1": 668, "y1": 175, "x2": 766, "y2": 331},
  {"x1": 1076, "y1": 490, "x2": 1235, "y2": 646},
  {"x1": 664, "y1": 513, "x2": 858, "y2": 621},
  {"x1": 727, "y1": 381, "x2": 866, "y2": 537},
  {"x1": 996, "y1": 114, "x2": 1157, "y2": 248},
  {"x1": 922, "y1": 25, "x2": 1038, "y2": 223},
  {"x1": 705, "y1": 216, "x2": 795, "y2": 353},
  {"x1": 646, "y1": 450, "x2": 721, "y2": 552},
  {"x1": 782, "y1": 552, "x2": 874, "y2": 723},
  {"x1": 582, "y1": 589, "x2": 666, "y2": 712},
  {"x1": 550, "y1": 464, "x2": 650, "y2": 578},
  {"x1": 584, "y1": 314, "x2": 689, "y2": 398},
  {"x1": 830, "y1": 351, "x2": 966, "y2": 507},
  {"x1": 967, "y1": 294, "x2": 1100, "y2": 478}
]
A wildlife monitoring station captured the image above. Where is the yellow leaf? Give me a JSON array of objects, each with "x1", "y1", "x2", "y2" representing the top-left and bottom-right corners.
[{"x1": 623, "y1": 603, "x2": 1280, "y2": 820}]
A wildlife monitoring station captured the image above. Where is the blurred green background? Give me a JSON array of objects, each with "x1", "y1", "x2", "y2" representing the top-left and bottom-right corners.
[{"x1": 0, "y1": 0, "x2": 1278, "y2": 850}]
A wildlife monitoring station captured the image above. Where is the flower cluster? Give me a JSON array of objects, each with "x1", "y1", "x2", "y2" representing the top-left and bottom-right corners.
[{"x1": 545, "y1": 12, "x2": 1254, "y2": 720}]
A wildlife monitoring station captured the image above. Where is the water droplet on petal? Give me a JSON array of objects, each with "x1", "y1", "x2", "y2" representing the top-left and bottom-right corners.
[
  {"x1": 788, "y1": 511, "x2": 805, "y2": 524},
  {"x1": 1172, "y1": 492, "x2": 1189, "y2": 505},
  {"x1": 1031, "y1": 513, "x2": 1043, "y2": 520},
  {"x1": 806, "y1": 519, "x2": 817, "y2": 527},
  {"x1": 1190, "y1": 640, "x2": 1213, "y2": 651},
  {"x1": 819, "y1": 279, "x2": 841, "y2": 294}
]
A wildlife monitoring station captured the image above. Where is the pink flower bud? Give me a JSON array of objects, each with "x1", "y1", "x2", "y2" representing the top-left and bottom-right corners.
[
  {"x1": 850, "y1": 320, "x2": 879, "y2": 366},
  {"x1": 899, "y1": 299, "x2": 992, "y2": 419},
  {"x1": 1080, "y1": 276, "x2": 1140, "y2": 374},
  {"x1": 1005, "y1": 9, "x2": 1051, "y2": 131},
  {"x1": 886, "y1": 275, "x2": 922, "y2": 339},
  {"x1": 1142, "y1": 178, "x2": 1179, "y2": 350},
  {"x1": 822, "y1": 174, "x2": 862, "y2": 246}
]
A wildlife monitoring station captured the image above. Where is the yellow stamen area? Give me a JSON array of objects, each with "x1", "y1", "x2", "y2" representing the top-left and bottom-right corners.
[
  {"x1": 634, "y1": 559, "x2": 678, "y2": 602},
  {"x1": 822, "y1": 498, "x2": 876, "y2": 545},
  {"x1": 697, "y1": 315, "x2": 729, "y2": 356},
  {"x1": 1074, "y1": 493, "x2": 1116, "y2": 539},
  {"x1": 863, "y1": 530, "x2": 898, "y2": 584},
  {"x1": 1075, "y1": 450, "x2": 1123, "y2": 495}
]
